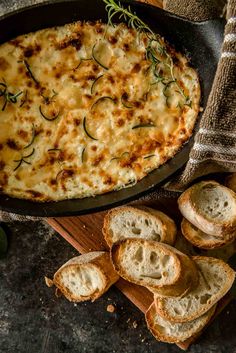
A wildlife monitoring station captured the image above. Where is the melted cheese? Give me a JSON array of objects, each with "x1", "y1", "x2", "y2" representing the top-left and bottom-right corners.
[{"x1": 0, "y1": 22, "x2": 200, "y2": 201}]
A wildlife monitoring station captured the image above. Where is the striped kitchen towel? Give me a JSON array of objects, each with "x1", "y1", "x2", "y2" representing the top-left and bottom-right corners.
[{"x1": 164, "y1": 0, "x2": 236, "y2": 190}]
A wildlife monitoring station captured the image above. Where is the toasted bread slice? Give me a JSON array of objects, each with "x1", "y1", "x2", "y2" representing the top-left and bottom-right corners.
[
  {"x1": 181, "y1": 218, "x2": 235, "y2": 249},
  {"x1": 49, "y1": 252, "x2": 119, "y2": 302},
  {"x1": 155, "y1": 256, "x2": 235, "y2": 322},
  {"x1": 145, "y1": 302, "x2": 216, "y2": 344},
  {"x1": 103, "y1": 206, "x2": 176, "y2": 248},
  {"x1": 148, "y1": 249, "x2": 199, "y2": 297},
  {"x1": 178, "y1": 181, "x2": 236, "y2": 237},
  {"x1": 111, "y1": 239, "x2": 198, "y2": 293},
  {"x1": 225, "y1": 173, "x2": 236, "y2": 193}
]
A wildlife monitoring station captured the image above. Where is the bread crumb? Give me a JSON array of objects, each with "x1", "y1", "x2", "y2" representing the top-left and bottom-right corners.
[
  {"x1": 133, "y1": 320, "x2": 138, "y2": 329},
  {"x1": 199, "y1": 107, "x2": 204, "y2": 112},
  {"x1": 55, "y1": 288, "x2": 62, "y2": 298},
  {"x1": 107, "y1": 304, "x2": 116, "y2": 313},
  {"x1": 127, "y1": 318, "x2": 131, "y2": 323},
  {"x1": 45, "y1": 276, "x2": 54, "y2": 287}
]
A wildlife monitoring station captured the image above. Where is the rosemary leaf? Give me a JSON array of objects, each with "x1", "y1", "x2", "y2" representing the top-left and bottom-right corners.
[
  {"x1": 91, "y1": 74, "x2": 104, "y2": 95},
  {"x1": 92, "y1": 43, "x2": 109, "y2": 70},
  {"x1": 132, "y1": 123, "x2": 156, "y2": 129},
  {"x1": 23, "y1": 60, "x2": 39, "y2": 85},
  {"x1": 24, "y1": 123, "x2": 35, "y2": 149},
  {"x1": 39, "y1": 105, "x2": 60, "y2": 121},
  {"x1": 83, "y1": 117, "x2": 98, "y2": 141}
]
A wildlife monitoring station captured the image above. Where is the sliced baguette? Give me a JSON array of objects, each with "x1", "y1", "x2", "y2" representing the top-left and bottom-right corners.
[
  {"x1": 181, "y1": 218, "x2": 235, "y2": 249},
  {"x1": 225, "y1": 173, "x2": 236, "y2": 193},
  {"x1": 103, "y1": 206, "x2": 176, "y2": 248},
  {"x1": 111, "y1": 239, "x2": 198, "y2": 293},
  {"x1": 145, "y1": 302, "x2": 216, "y2": 344},
  {"x1": 155, "y1": 256, "x2": 235, "y2": 322},
  {"x1": 148, "y1": 249, "x2": 199, "y2": 297},
  {"x1": 49, "y1": 252, "x2": 119, "y2": 302},
  {"x1": 178, "y1": 180, "x2": 236, "y2": 237}
]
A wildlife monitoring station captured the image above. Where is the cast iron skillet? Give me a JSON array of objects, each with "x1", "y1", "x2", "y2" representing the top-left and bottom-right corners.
[{"x1": 0, "y1": 0, "x2": 225, "y2": 217}]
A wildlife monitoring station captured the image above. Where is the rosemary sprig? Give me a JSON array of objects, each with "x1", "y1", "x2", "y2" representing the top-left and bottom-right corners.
[
  {"x1": 83, "y1": 117, "x2": 98, "y2": 141},
  {"x1": 39, "y1": 105, "x2": 60, "y2": 121},
  {"x1": 91, "y1": 74, "x2": 104, "y2": 95},
  {"x1": 103, "y1": 1, "x2": 192, "y2": 108},
  {"x1": 92, "y1": 43, "x2": 109, "y2": 70},
  {"x1": 0, "y1": 82, "x2": 23, "y2": 111},
  {"x1": 104, "y1": 0, "x2": 154, "y2": 35},
  {"x1": 91, "y1": 96, "x2": 116, "y2": 111},
  {"x1": 13, "y1": 148, "x2": 35, "y2": 171},
  {"x1": 23, "y1": 60, "x2": 39, "y2": 85},
  {"x1": 132, "y1": 123, "x2": 156, "y2": 129},
  {"x1": 24, "y1": 124, "x2": 35, "y2": 149}
]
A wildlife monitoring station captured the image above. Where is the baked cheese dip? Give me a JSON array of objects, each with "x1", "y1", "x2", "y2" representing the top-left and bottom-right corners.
[{"x1": 0, "y1": 17, "x2": 200, "y2": 201}]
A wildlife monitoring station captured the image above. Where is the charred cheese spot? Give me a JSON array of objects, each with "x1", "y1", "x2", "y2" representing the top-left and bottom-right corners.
[{"x1": 0, "y1": 21, "x2": 200, "y2": 202}]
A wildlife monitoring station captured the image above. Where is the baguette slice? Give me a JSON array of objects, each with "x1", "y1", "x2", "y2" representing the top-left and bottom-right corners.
[
  {"x1": 181, "y1": 218, "x2": 236, "y2": 249},
  {"x1": 225, "y1": 173, "x2": 236, "y2": 193},
  {"x1": 103, "y1": 206, "x2": 176, "y2": 248},
  {"x1": 50, "y1": 252, "x2": 119, "y2": 302},
  {"x1": 145, "y1": 302, "x2": 216, "y2": 344},
  {"x1": 178, "y1": 180, "x2": 236, "y2": 237},
  {"x1": 155, "y1": 256, "x2": 235, "y2": 322},
  {"x1": 111, "y1": 239, "x2": 197, "y2": 292},
  {"x1": 148, "y1": 248, "x2": 199, "y2": 297}
]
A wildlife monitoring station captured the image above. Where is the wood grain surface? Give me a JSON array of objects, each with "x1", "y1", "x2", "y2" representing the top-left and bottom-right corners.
[{"x1": 47, "y1": 0, "x2": 231, "y2": 349}]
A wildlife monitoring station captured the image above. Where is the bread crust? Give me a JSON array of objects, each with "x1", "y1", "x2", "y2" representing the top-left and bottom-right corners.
[
  {"x1": 53, "y1": 252, "x2": 119, "y2": 302},
  {"x1": 145, "y1": 302, "x2": 216, "y2": 343},
  {"x1": 154, "y1": 256, "x2": 235, "y2": 322},
  {"x1": 181, "y1": 218, "x2": 236, "y2": 250},
  {"x1": 102, "y1": 206, "x2": 177, "y2": 248},
  {"x1": 225, "y1": 173, "x2": 236, "y2": 193},
  {"x1": 178, "y1": 180, "x2": 236, "y2": 237}
]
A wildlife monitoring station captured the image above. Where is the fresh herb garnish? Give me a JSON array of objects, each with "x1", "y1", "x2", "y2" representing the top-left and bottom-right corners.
[
  {"x1": 39, "y1": 105, "x2": 60, "y2": 121},
  {"x1": 48, "y1": 148, "x2": 61, "y2": 153},
  {"x1": 41, "y1": 89, "x2": 58, "y2": 105},
  {"x1": 81, "y1": 147, "x2": 86, "y2": 163},
  {"x1": 91, "y1": 96, "x2": 116, "y2": 111},
  {"x1": 13, "y1": 148, "x2": 35, "y2": 171},
  {"x1": 104, "y1": 0, "x2": 154, "y2": 35},
  {"x1": 110, "y1": 151, "x2": 129, "y2": 162},
  {"x1": 144, "y1": 154, "x2": 156, "y2": 159},
  {"x1": 24, "y1": 123, "x2": 35, "y2": 149},
  {"x1": 0, "y1": 81, "x2": 23, "y2": 111},
  {"x1": 121, "y1": 94, "x2": 133, "y2": 109},
  {"x1": 132, "y1": 123, "x2": 156, "y2": 129},
  {"x1": 73, "y1": 58, "x2": 93, "y2": 70},
  {"x1": 23, "y1": 60, "x2": 39, "y2": 85},
  {"x1": 92, "y1": 43, "x2": 109, "y2": 70},
  {"x1": 91, "y1": 75, "x2": 104, "y2": 95},
  {"x1": 103, "y1": 1, "x2": 192, "y2": 107},
  {"x1": 83, "y1": 117, "x2": 98, "y2": 141},
  {"x1": 20, "y1": 90, "x2": 28, "y2": 107}
]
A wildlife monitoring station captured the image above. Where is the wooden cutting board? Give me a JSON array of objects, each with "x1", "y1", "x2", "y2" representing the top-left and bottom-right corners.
[{"x1": 47, "y1": 0, "x2": 231, "y2": 350}]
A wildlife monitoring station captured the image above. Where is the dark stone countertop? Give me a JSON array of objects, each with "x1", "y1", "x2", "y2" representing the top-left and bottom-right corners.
[{"x1": 0, "y1": 221, "x2": 236, "y2": 353}]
